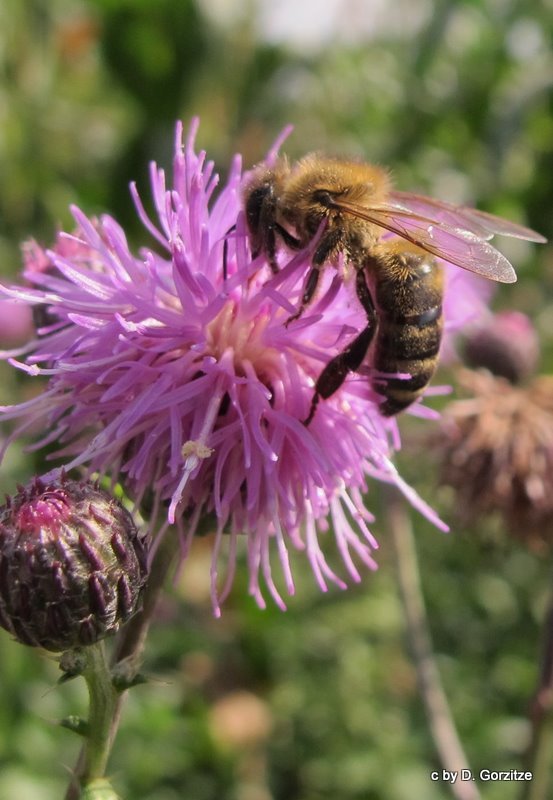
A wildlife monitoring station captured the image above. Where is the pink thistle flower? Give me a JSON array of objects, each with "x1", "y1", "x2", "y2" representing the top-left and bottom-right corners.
[{"x1": 0, "y1": 120, "x2": 491, "y2": 614}]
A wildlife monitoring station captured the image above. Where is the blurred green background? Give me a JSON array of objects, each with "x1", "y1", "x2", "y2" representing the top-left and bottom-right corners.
[{"x1": 1, "y1": 1, "x2": 553, "y2": 798}]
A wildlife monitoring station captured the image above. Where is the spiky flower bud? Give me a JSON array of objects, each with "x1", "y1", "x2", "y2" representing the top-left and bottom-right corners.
[{"x1": 0, "y1": 476, "x2": 148, "y2": 651}]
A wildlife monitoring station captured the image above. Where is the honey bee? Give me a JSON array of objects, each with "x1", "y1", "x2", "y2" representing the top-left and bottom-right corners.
[{"x1": 242, "y1": 155, "x2": 545, "y2": 420}]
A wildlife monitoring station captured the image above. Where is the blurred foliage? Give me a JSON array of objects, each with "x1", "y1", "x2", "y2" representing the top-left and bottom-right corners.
[{"x1": 1, "y1": 0, "x2": 553, "y2": 798}]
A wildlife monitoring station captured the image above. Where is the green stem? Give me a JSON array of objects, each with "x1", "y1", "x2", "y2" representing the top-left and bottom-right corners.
[
  {"x1": 64, "y1": 529, "x2": 180, "y2": 799},
  {"x1": 519, "y1": 567, "x2": 553, "y2": 800},
  {"x1": 384, "y1": 484, "x2": 481, "y2": 800},
  {"x1": 81, "y1": 641, "x2": 119, "y2": 783}
]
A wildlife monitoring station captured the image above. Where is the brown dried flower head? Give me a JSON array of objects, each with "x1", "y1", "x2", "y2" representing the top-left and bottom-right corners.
[{"x1": 439, "y1": 351, "x2": 553, "y2": 547}]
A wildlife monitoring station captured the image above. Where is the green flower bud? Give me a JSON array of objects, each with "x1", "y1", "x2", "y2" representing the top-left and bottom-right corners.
[{"x1": 0, "y1": 476, "x2": 148, "y2": 651}]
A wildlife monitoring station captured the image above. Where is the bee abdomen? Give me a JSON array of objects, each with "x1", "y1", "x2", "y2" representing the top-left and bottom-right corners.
[
  {"x1": 373, "y1": 304, "x2": 443, "y2": 416},
  {"x1": 373, "y1": 257, "x2": 442, "y2": 416},
  {"x1": 376, "y1": 361, "x2": 438, "y2": 416}
]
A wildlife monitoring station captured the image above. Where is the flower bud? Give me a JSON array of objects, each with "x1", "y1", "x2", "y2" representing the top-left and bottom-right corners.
[
  {"x1": 462, "y1": 311, "x2": 539, "y2": 384},
  {"x1": 0, "y1": 477, "x2": 148, "y2": 651}
]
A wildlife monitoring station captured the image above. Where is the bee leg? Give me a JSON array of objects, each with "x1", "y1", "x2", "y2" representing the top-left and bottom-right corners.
[
  {"x1": 230, "y1": 223, "x2": 299, "y2": 280},
  {"x1": 274, "y1": 223, "x2": 301, "y2": 252},
  {"x1": 287, "y1": 228, "x2": 344, "y2": 325},
  {"x1": 263, "y1": 222, "x2": 301, "y2": 275},
  {"x1": 245, "y1": 182, "x2": 278, "y2": 271},
  {"x1": 263, "y1": 222, "x2": 280, "y2": 274},
  {"x1": 285, "y1": 267, "x2": 322, "y2": 326},
  {"x1": 259, "y1": 223, "x2": 301, "y2": 275},
  {"x1": 304, "y1": 270, "x2": 377, "y2": 425},
  {"x1": 223, "y1": 224, "x2": 236, "y2": 282}
]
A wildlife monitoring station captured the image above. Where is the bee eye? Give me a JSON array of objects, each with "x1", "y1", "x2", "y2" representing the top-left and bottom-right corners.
[{"x1": 312, "y1": 190, "x2": 334, "y2": 207}]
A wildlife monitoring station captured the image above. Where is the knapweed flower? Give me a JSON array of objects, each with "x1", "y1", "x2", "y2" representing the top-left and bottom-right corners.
[
  {"x1": 439, "y1": 313, "x2": 553, "y2": 547},
  {"x1": 0, "y1": 476, "x2": 148, "y2": 651},
  {"x1": 0, "y1": 120, "x2": 494, "y2": 613}
]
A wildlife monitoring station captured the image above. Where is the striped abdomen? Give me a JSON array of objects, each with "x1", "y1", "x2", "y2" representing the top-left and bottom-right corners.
[{"x1": 371, "y1": 253, "x2": 443, "y2": 416}]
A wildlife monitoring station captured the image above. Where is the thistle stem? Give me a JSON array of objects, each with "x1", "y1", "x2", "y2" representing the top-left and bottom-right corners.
[
  {"x1": 384, "y1": 484, "x2": 481, "y2": 800},
  {"x1": 81, "y1": 641, "x2": 119, "y2": 783},
  {"x1": 519, "y1": 565, "x2": 553, "y2": 800},
  {"x1": 64, "y1": 529, "x2": 179, "y2": 799}
]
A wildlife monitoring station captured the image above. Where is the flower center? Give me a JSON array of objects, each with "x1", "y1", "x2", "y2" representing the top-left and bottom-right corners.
[
  {"x1": 205, "y1": 300, "x2": 283, "y2": 385},
  {"x1": 15, "y1": 490, "x2": 71, "y2": 535}
]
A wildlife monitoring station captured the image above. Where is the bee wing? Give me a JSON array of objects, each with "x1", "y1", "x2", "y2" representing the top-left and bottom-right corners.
[
  {"x1": 332, "y1": 199, "x2": 520, "y2": 282},
  {"x1": 390, "y1": 191, "x2": 547, "y2": 243}
]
